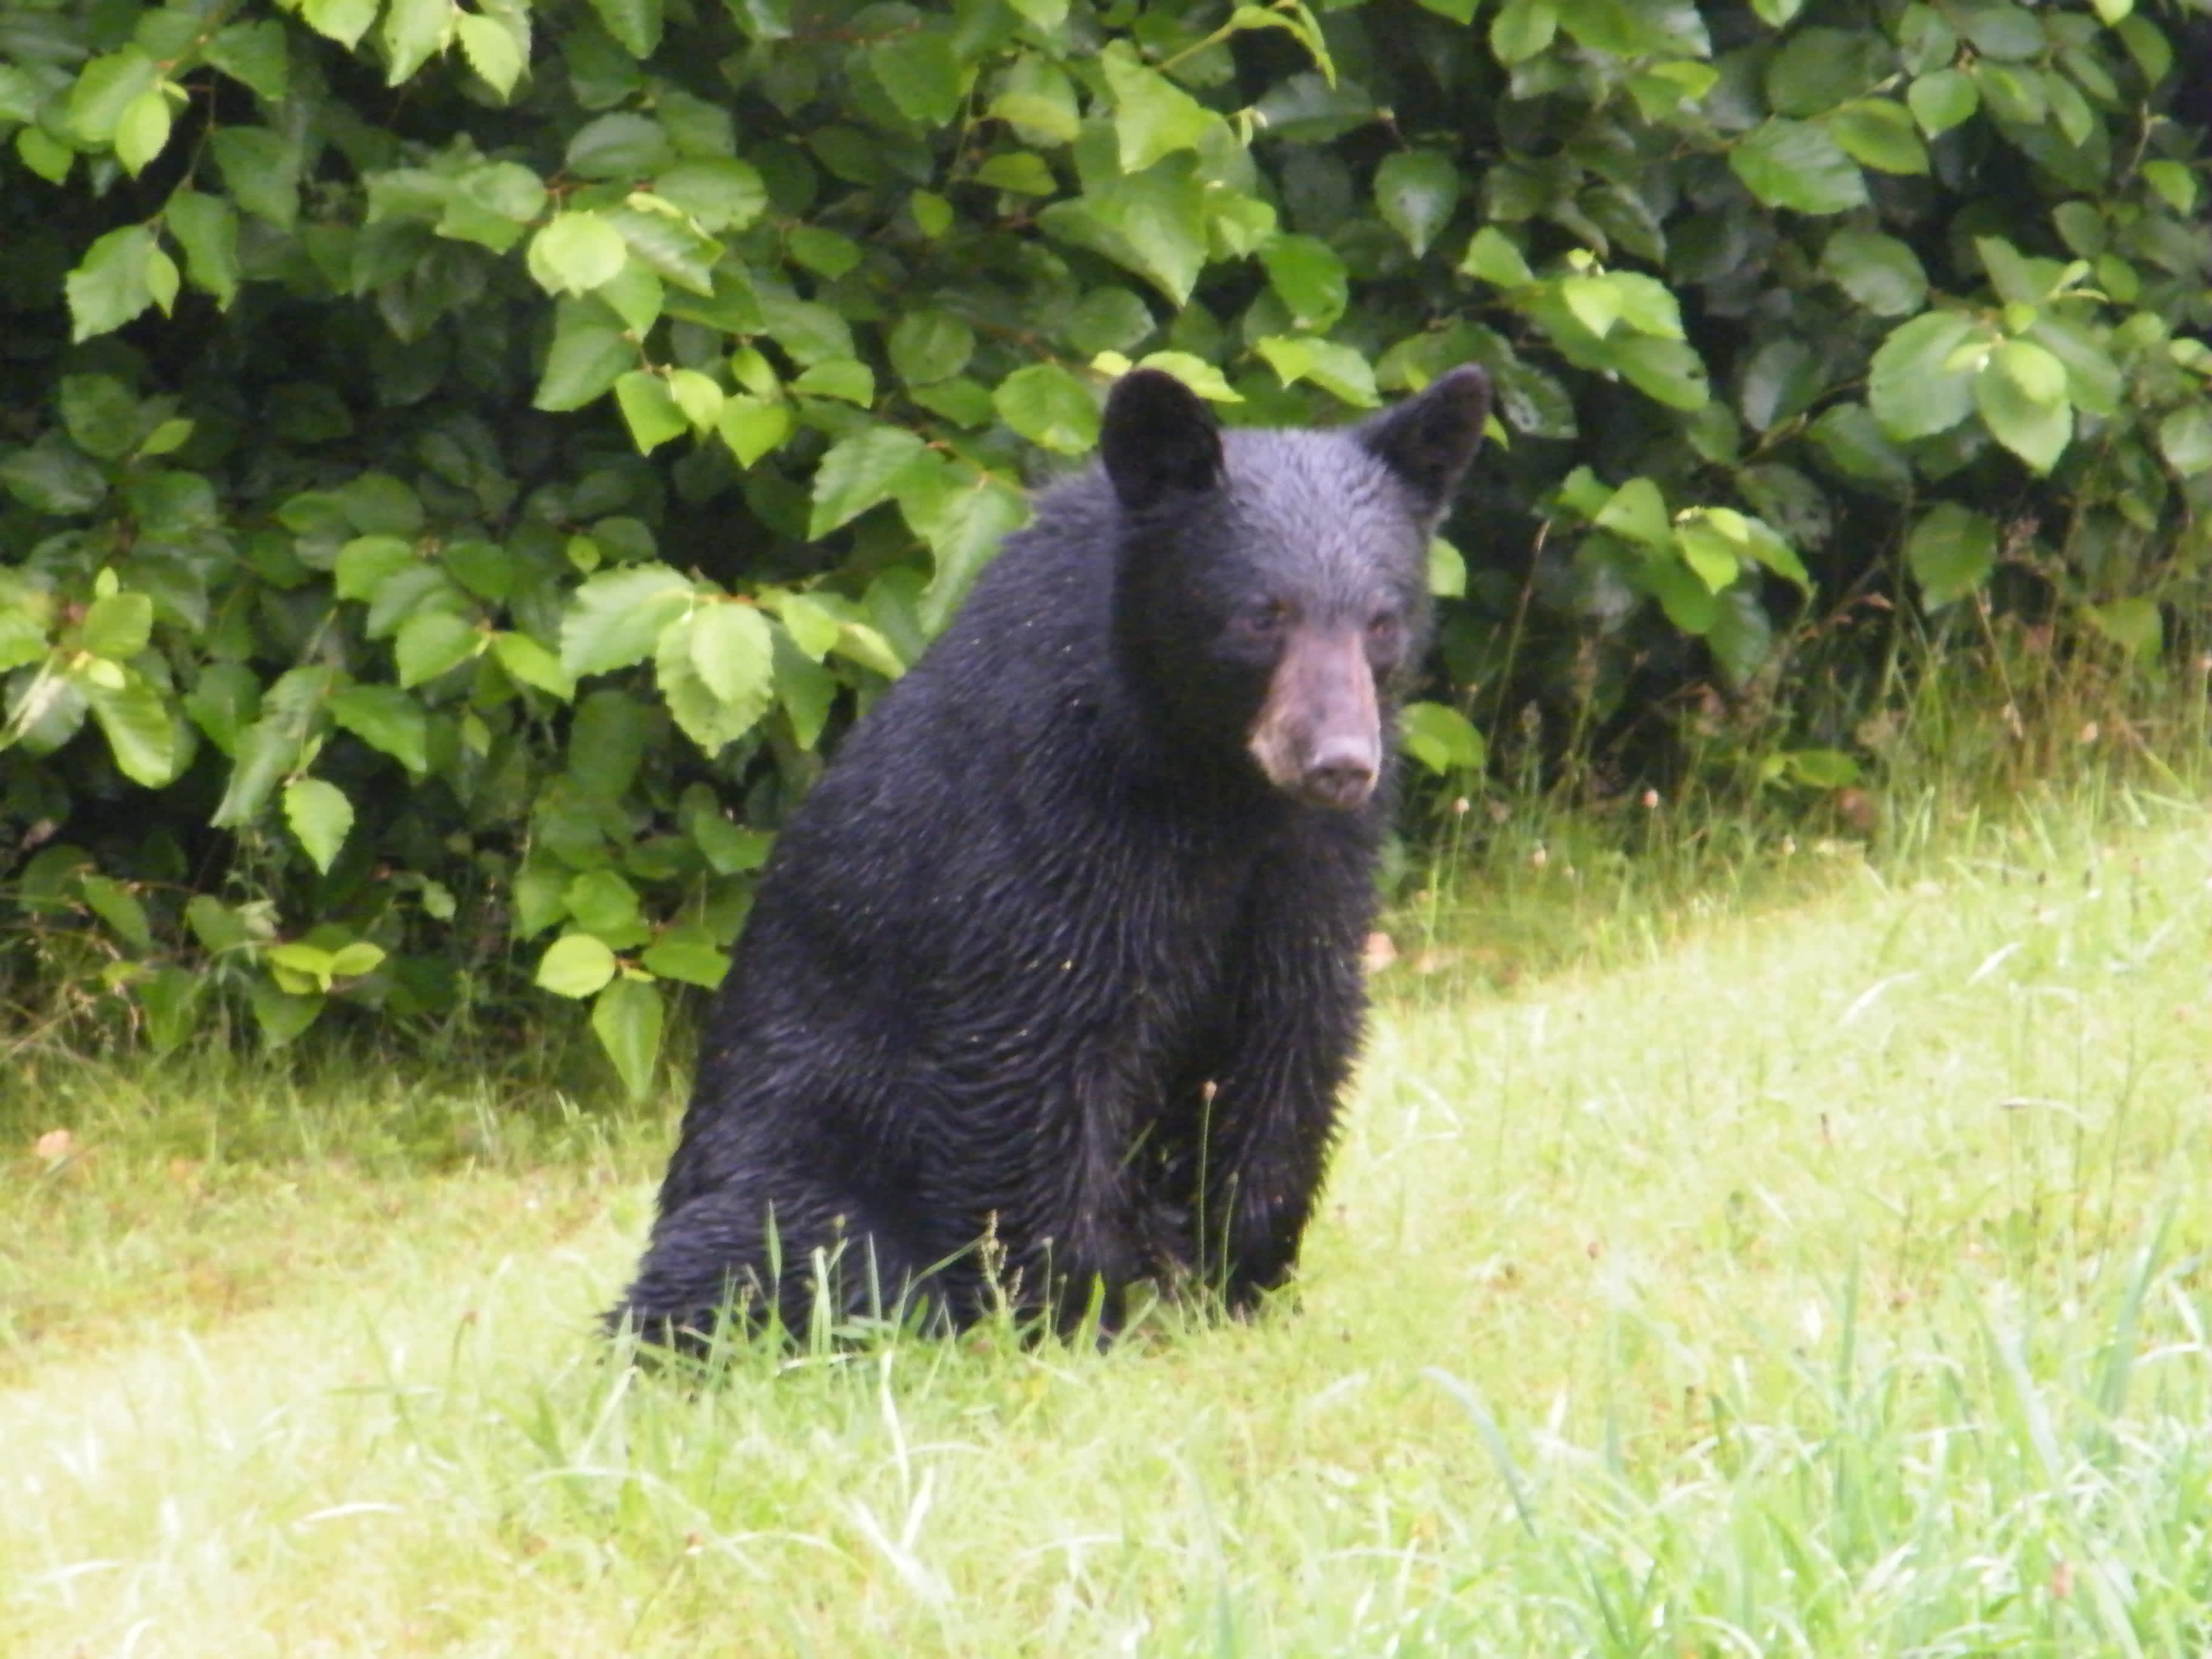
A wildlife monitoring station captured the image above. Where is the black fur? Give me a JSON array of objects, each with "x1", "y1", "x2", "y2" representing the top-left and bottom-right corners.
[{"x1": 615, "y1": 367, "x2": 1490, "y2": 1343}]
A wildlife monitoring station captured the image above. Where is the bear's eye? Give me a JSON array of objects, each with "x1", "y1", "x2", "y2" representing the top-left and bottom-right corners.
[
  {"x1": 1240, "y1": 600, "x2": 1290, "y2": 638},
  {"x1": 1367, "y1": 611, "x2": 1401, "y2": 643}
]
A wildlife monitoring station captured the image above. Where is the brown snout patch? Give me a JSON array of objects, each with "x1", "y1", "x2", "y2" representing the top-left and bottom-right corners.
[{"x1": 1247, "y1": 628, "x2": 1381, "y2": 810}]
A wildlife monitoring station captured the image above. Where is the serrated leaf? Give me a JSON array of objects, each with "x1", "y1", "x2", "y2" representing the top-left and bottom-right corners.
[
  {"x1": 1869, "y1": 310, "x2": 1984, "y2": 441},
  {"x1": 1991, "y1": 339, "x2": 2067, "y2": 408},
  {"x1": 994, "y1": 363, "x2": 1100, "y2": 454},
  {"x1": 455, "y1": 13, "x2": 525, "y2": 95},
  {"x1": 614, "y1": 370, "x2": 686, "y2": 453},
  {"x1": 534, "y1": 317, "x2": 631, "y2": 413},
  {"x1": 592, "y1": 976, "x2": 663, "y2": 1100},
  {"x1": 655, "y1": 157, "x2": 767, "y2": 233},
  {"x1": 528, "y1": 213, "x2": 628, "y2": 297},
  {"x1": 66, "y1": 226, "x2": 164, "y2": 343},
  {"x1": 689, "y1": 602, "x2": 775, "y2": 713},
  {"x1": 537, "y1": 933, "x2": 617, "y2": 997},
  {"x1": 383, "y1": 0, "x2": 451, "y2": 84},
  {"x1": 79, "y1": 592, "x2": 153, "y2": 661},
  {"x1": 206, "y1": 20, "x2": 291, "y2": 101},
  {"x1": 1906, "y1": 502, "x2": 1996, "y2": 606},
  {"x1": 1490, "y1": 0, "x2": 1557, "y2": 64},
  {"x1": 2159, "y1": 406, "x2": 2212, "y2": 477},
  {"x1": 1729, "y1": 119, "x2": 1868, "y2": 215},
  {"x1": 114, "y1": 87, "x2": 174, "y2": 177},
  {"x1": 1460, "y1": 226, "x2": 1533, "y2": 289},
  {"x1": 395, "y1": 611, "x2": 480, "y2": 686},
  {"x1": 916, "y1": 476, "x2": 1030, "y2": 634},
  {"x1": 329, "y1": 684, "x2": 430, "y2": 771},
  {"x1": 1039, "y1": 172, "x2": 1208, "y2": 305},
  {"x1": 83, "y1": 674, "x2": 179, "y2": 786},
  {"x1": 716, "y1": 395, "x2": 793, "y2": 468},
  {"x1": 79, "y1": 874, "x2": 152, "y2": 950},
  {"x1": 890, "y1": 310, "x2": 976, "y2": 387},
  {"x1": 641, "y1": 922, "x2": 730, "y2": 988},
  {"x1": 1595, "y1": 477, "x2": 1669, "y2": 549},
  {"x1": 303, "y1": 0, "x2": 380, "y2": 48},
  {"x1": 560, "y1": 565, "x2": 693, "y2": 678},
  {"x1": 491, "y1": 632, "x2": 575, "y2": 700},
  {"x1": 1826, "y1": 98, "x2": 1928, "y2": 176},
  {"x1": 283, "y1": 778, "x2": 354, "y2": 874},
  {"x1": 1974, "y1": 360, "x2": 2070, "y2": 472},
  {"x1": 600, "y1": 202, "x2": 716, "y2": 295},
  {"x1": 588, "y1": 0, "x2": 662, "y2": 56},
  {"x1": 69, "y1": 47, "x2": 159, "y2": 144},
  {"x1": 870, "y1": 27, "x2": 965, "y2": 126},
  {"x1": 210, "y1": 126, "x2": 298, "y2": 227},
  {"x1": 808, "y1": 425, "x2": 932, "y2": 538},
  {"x1": 1820, "y1": 227, "x2": 1928, "y2": 317},
  {"x1": 1102, "y1": 45, "x2": 1216, "y2": 172},
  {"x1": 1375, "y1": 151, "x2": 1461, "y2": 258},
  {"x1": 166, "y1": 189, "x2": 241, "y2": 307},
  {"x1": 1907, "y1": 68, "x2": 1979, "y2": 136}
]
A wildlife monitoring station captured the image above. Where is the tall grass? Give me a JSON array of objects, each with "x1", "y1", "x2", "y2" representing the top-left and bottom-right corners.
[{"x1": 5, "y1": 720, "x2": 2207, "y2": 1654}]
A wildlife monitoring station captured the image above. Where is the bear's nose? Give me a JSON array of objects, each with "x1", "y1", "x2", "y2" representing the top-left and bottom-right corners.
[{"x1": 1301, "y1": 745, "x2": 1377, "y2": 809}]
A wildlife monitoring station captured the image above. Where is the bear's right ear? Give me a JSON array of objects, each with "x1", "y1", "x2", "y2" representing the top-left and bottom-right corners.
[{"x1": 1101, "y1": 369, "x2": 1224, "y2": 512}]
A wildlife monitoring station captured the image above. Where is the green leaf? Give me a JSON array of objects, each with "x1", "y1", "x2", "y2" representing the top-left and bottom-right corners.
[
  {"x1": 1255, "y1": 337, "x2": 1379, "y2": 408},
  {"x1": 916, "y1": 477, "x2": 1031, "y2": 634},
  {"x1": 2158, "y1": 406, "x2": 2212, "y2": 477},
  {"x1": 66, "y1": 226, "x2": 168, "y2": 343},
  {"x1": 1906, "y1": 502, "x2": 1996, "y2": 606},
  {"x1": 656, "y1": 604, "x2": 774, "y2": 753},
  {"x1": 1907, "y1": 69, "x2": 1980, "y2": 136},
  {"x1": 1991, "y1": 339, "x2": 2067, "y2": 408},
  {"x1": 791, "y1": 358, "x2": 874, "y2": 406},
  {"x1": 248, "y1": 981, "x2": 324, "y2": 1046},
  {"x1": 689, "y1": 603, "x2": 776, "y2": 720},
  {"x1": 166, "y1": 190, "x2": 241, "y2": 307},
  {"x1": 206, "y1": 20, "x2": 292, "y2": 101},
  {"x1": 534, "y1": 315, "x2": 631, "y2": 413},
  {"x1": 2085, "y1": 597, "x2": 2161, "y2": 660},
  {"x1": 716, "y1": 396, "x2": 794, "y2": 468},
  {"x1": 69, "y1": 47, "x2": 159, "y2": 144},
  {"x1": 210, "y1": 127, "x2": 298, "y2": 227},
  {"x1": 588, "y1": 0, "x2": 662, "y2": 57},
  {"x1": 592, "y1": 976, "x2": 664, "y2": 1101},
  {"x1": 561, "y1": 565, "x2": 693, "y2": 678},
  {"x1": 395, "y1": 611, "x2": 480, "y2": 687},
  {"x1": 1, "y1": 438, "x2": 106, "y2": 515},
  {"x1": 1826, "y1": 99, "x2": 1928, "y2": 176},
  {"x1": 1594, "y1": 477, "x2": 1670, "y2": 549},
  {"x1": 1102, "y1": 44, "x2": 1217, "y2": 172},
  {"x1": 302, "y1": 0, "x2": 380, "y2": 49},
  {"x1": 83, "y1": 674, "x2": 179, "y2": 787},
  {"x1": 1672, "y1": 521, "x2": 1740, "y2": 592},
  {"x1": 641, "y1": 922, "x2": 730, "y2": 989},
  {"x1": 383, "y1": 0, "x2": 451, "y2": 83},
  {"x1": 1427, "y1": 537, "x2": 1466, "y2": 599},
  {"x1": 994, "y1": 363, "x2": 1100, "y2": 454},
  {"x1": 283, "y1": 778, "x2": 354, "y2": 874},
  {"x1": 1729, "y1": 120, "x2": 1868, "y2": 215},
  {"x1": 613, "y1": 370, "x2": 686, "y2": 454},
  {"x1": 2142, "y1": 161, "x2": 2198, "y2": 217},
  {"x1": 528, "y1": 213, "x2": 628, "y2": 297},
  {"x1": 455, "y1": 13, "x2": 525, "y2": 96},
  {"x1": 1610, "y1": 337, "x2": 1711, "y2": 412},
  {"x1": 600, "y1": 202, "x2": 716, "y2": 296},
  {"x1": 491, "y1": 632, "x2": 575, "y2": 700},
  {"x1": 1460, "y1": 226, "x2": 1533, "y2": 289},
  {"x1": 1490, "y1": 0, "x2": 1558, "y2": 64},
  {"x1": 655, "y1": 157, "x2": 768, "y2": 233},
  {"x1": 79, "y1": 875, "x2": 152, "y2": 950},
  {"x1": 1869, "y1": 310, "x2": 1985, "y2": 441},
  {"x1": 1974, "y1": 359, "x2": 2070, "y2": 474},
  {"x1": 1399, "y1": 701, "x2": 1486, "y2": 774},
  {"x1": 976, "y1": 152, "x2": 1057, "y2": 195},
  {"x1": 890, "y1": 310, "x2": 976, "y2": 387},
  {"x1": 78, "y1": 591, "x2": 153, "y2": 662},
  {"x1": 1807, "y1": 403, "x2": 1914, "y2": 490},
  {"x1": 870, "y1": 27, "x2": 965, "y2": 127},
  {"x1": 329, "y1": 684, "x2": 429, "y2": 771},
  {"x1": 1820, "y1": 228, "x2": 1928, "y2": 317},
  {"x1": 114, "y1": 87, "x2": 174, "y2": 177},
  {"x1": 808, "y1": 425, "x2": 932, "y2": 538},
  {"x1": 1560, "y1": 276, "x2": 1620, "y2": 340},
  {"x1": 537, "y1": 933, "x2": 617, "y2": 998},
  {"x1": 1375, "y1": 152, "x2": 1461, "y2": 258}
]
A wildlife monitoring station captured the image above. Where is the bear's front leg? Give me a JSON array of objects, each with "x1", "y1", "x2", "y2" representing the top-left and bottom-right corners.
[{"x1": 1198, "y1": 891, "x2": 1370, "y2": 1313}]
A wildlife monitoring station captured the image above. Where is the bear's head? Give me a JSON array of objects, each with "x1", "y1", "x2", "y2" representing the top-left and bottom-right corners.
[{"x1": 1101, "y1": 366, "x2": 1490, "y2": 811}]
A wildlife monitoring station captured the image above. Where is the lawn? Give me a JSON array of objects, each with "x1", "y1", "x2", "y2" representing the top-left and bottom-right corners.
[{"x1": 5, "y1": 786, "x2": 2209, "y2": 1655}]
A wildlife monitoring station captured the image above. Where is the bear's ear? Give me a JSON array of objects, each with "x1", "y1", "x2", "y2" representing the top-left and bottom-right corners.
[
  {"x1": 1359, "y1": 365, "x2": 1491, "y2": 521},
  {"x1": 1101, "y1": 368, "x2": 1224, "y2": 512}
]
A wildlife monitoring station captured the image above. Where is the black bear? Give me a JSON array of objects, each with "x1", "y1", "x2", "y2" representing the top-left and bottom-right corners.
[{"x1": 615, "y1": 364, "x2": 1490, "y2": 1343}]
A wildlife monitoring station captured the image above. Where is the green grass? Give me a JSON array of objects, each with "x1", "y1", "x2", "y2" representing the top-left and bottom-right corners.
[{"x1": 5, "y1": 780, "x2": 2210, "y2": 1655}]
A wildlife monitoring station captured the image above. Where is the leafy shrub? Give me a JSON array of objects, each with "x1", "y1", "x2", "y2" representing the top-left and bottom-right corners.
[{"x1": 0, "y1": 0, "x2": 2204, "y2": 1087}]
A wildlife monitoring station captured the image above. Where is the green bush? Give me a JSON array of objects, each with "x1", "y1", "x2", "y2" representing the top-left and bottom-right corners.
[{"x1": 0, "y1": 0, "x2": 2204, "y2": 1087}]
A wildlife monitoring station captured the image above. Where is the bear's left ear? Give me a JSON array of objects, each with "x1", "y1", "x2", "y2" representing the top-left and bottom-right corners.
[
  {"x1": 1101, "y1": 368, "x2": 1224, "y2": 512},
  {"x1": 1359, "y1": 365, "x2": 1491, "y2": 522}
]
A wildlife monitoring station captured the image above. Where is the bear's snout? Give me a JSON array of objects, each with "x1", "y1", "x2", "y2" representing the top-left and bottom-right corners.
[{"x1": 1247, "y1": 628, "x2": 1381, "y2": 810}]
